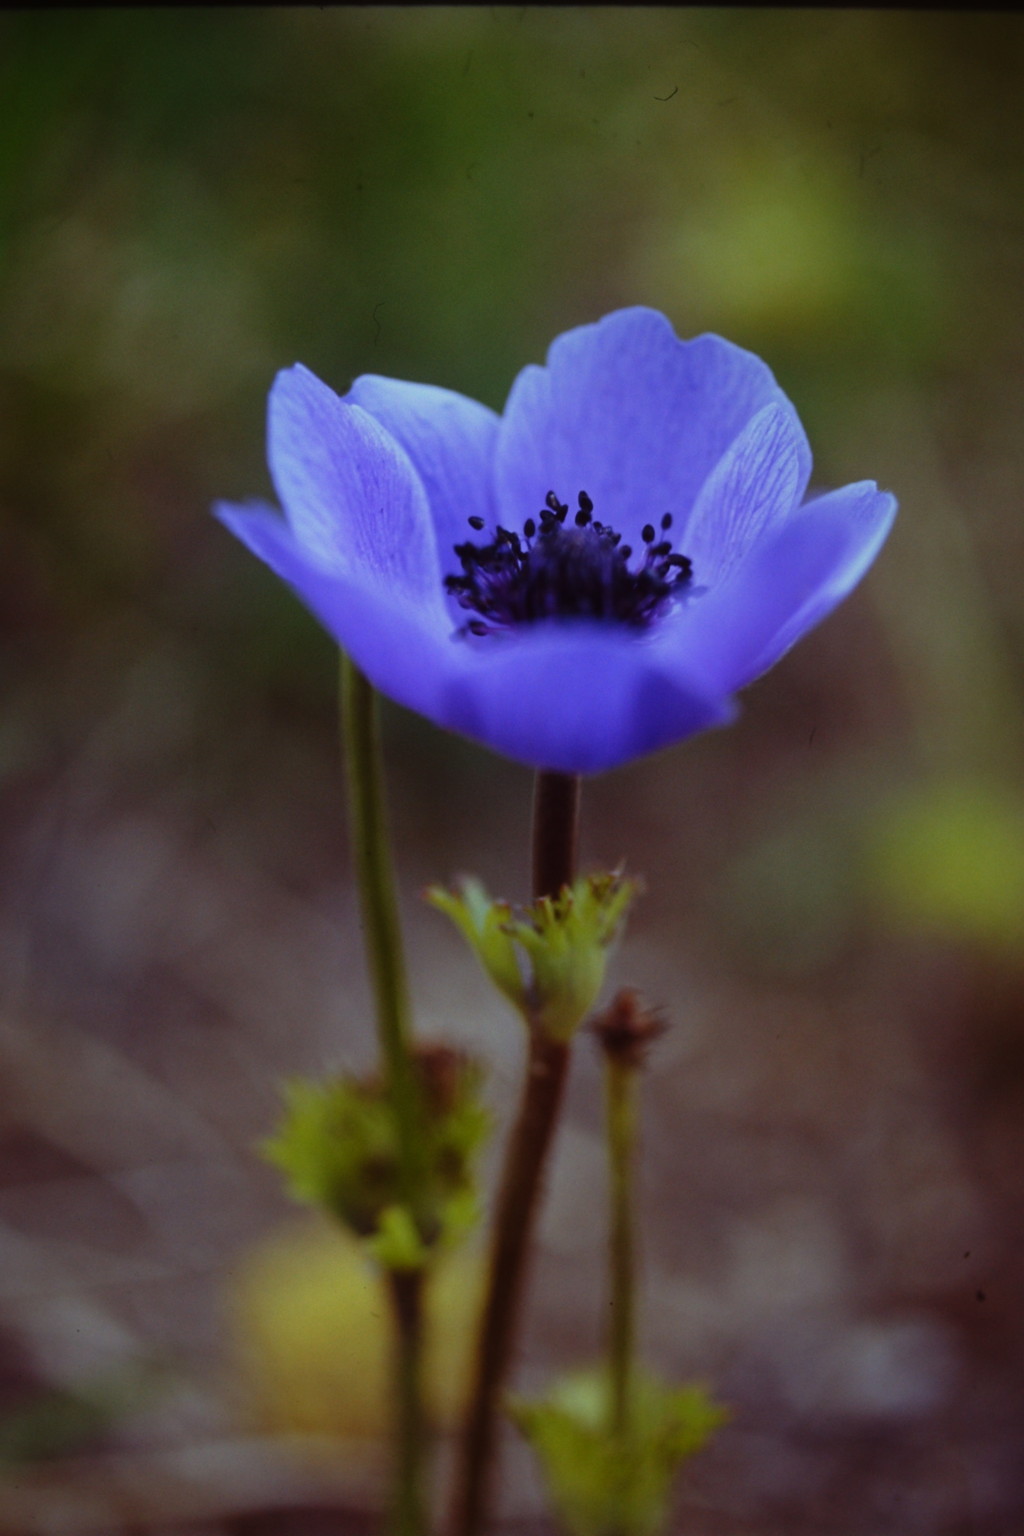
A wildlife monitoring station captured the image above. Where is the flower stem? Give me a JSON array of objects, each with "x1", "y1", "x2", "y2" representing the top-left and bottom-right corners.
[
  {"x1": 387, "y1": 1268, "x2": 430, "y2": 1536},
  {"x1": 450, "y1": 770, "x2": 581, "y2": 1536},
  {"x1": 605, "y1": 1052, "x2": 637, "y2": 1440},
  {"x1": 339, "y1": 654, "x2": 430, "y2": 1536},
  {"x1": 339, "y1": 654, "x2": 427, "y2": 1220},
  {"x1": 531, "y1": 768, "x2": 581, "y2": 900}
]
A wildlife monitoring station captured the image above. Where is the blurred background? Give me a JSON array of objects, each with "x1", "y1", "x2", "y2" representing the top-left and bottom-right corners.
[{"x1": 1, "y1": 8, "x2": 1023, "y2": 1533}]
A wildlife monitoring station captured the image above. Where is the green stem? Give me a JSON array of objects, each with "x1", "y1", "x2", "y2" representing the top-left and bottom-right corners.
[
  {"x1": 340, "y1": 654, "x2": 426, "y2": 1219},
  {"x1": 387, "y1": 1268, "x2": 429, "y2": 1536},
  {"x1": 339, "y1": 654, "x2": 430, "y2": 1536},
  {"x1": 605, "y1": 1055, "x2": 637, "y2": 1439},
  {"x1": 450, "y1": 770, "x2": 581, "y2": 1536}
]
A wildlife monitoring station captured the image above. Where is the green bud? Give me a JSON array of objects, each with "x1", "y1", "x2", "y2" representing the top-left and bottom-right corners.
[
  {"x1": 263, "y1": 1044, "x2": 489, "y2": 1267},
  {"x1": 509, "y1": 1367, "x2": 728, "y2": 1536},
  {"x1": 367, "y1": 1203, "x2": 431, "y2": 1272},
  {"x1": 425, "y1": 878, "x2": 525, "y2": 1011},
  {"x1": 426, "y1": 871, "x2": 640, "y2": 1041}
]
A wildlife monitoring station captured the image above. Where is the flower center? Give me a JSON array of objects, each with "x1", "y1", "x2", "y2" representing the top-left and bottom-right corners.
[{"x1": 445, "y1": 490, "x2": 694, "y2": 638}]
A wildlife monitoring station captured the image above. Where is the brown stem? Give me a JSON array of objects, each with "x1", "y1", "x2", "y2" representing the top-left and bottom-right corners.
[
  {"x1": 531, "y1": 769, "x2": 581, "y2": 901},
  {"x1": 450, "y1": 1031, "x2": 570, "y2": 1536},
  {"x1": 605, "y1": 1054, "x2": 637, "y2": 1440},
  {"x1": 450, "y1": 770, "x2": 581, "y2": 1536},
  {"x1": 387, "y1": 1267, "x2": 429, "y2": 1536}
]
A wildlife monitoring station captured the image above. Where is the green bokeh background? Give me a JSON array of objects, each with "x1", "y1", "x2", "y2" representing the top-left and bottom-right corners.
[
  {"x1": 2, "y1": 9, "x2": 1024, "y2": 1534},
  {"x1": 6, "y1": 6, "x2": 1024, "y2": 961},
  {"x1": 1, "y1": 8, "x2": 1017, "y2": 657}
]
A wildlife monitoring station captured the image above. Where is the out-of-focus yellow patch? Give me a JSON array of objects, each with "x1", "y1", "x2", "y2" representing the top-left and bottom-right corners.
[
  {"x1": 638, "y1": 158, "x2": 863, "y2": 336},
  {"x1": 866, "y1": 781, "x2": 1024, "y2": 955},
  {"x1": 228, "y1": 1217, "x2": 485, "y2": 1447}
]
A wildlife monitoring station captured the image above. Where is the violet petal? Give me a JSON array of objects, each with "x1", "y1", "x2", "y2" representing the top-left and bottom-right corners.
[
  {"x1": 494, "y1": 307, "x2": 808, "y2": 547},
  {"x1": 268, "y1": 364, "x2": 445, "y2": 617},
  {"x1": 346, "y1": 375, "x2": 500, "y2": 561}
]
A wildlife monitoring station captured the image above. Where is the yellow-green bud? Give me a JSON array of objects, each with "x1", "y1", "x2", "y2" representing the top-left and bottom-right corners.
[
  {"x1": 510, "y1": 1367, "x2": 728, "y2": 1536},
  {"x1": 263, "y1": 1045, "x2": 489, "y2": 1266},
  {"x1": 426, "y1": 871, "x2": 640, "y2": 1041}
]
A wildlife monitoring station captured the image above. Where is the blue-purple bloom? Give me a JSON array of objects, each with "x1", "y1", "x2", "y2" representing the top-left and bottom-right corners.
[{"x1": 216, "y1": 308, "x2": 896, "y2": 774}]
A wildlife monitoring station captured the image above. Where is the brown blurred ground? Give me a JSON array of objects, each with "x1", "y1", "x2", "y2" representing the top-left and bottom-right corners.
[{"x1": 1, "y1": 9, "x2": 1024, "y2": 1534}]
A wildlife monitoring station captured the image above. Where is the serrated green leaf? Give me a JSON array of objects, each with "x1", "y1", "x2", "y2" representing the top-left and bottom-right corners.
[{"x1": 510, "y1": 1367, "x2": 727, "y2": 1536}]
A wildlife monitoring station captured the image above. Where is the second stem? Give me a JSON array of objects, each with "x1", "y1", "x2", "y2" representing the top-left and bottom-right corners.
[
  {"x1": 340, "y1": 654, "x2": 429, "y2": 1536},
  {"x1": 340, "y1": 654, "x2": 426, "y2": 1219},
  {"x1": 605, "y1": 1051, "x2": 637, "y2": 1440}
]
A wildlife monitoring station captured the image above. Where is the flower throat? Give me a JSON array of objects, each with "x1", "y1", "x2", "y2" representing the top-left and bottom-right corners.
[{"x1": 445, "y1": 490, "x2": 694, "y2": 638}]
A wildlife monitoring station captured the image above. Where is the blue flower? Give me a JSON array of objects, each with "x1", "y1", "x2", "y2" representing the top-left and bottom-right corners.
[{"x1": 216, "y1": 308, "x2": 896, "y2": 774}]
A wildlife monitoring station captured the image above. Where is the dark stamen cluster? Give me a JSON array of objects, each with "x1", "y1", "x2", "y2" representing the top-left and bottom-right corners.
[{"x1": 445, "y1": 490, "x2": 693, "y2": 638}]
